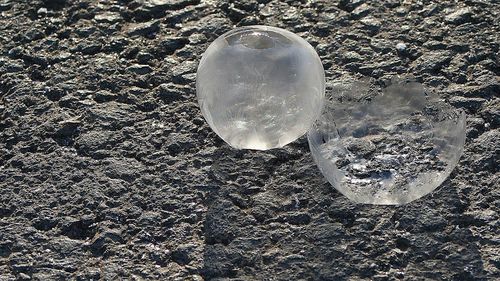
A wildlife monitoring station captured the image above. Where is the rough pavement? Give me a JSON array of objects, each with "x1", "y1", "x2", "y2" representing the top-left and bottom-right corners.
[{"x1": 0, "y1": 0, "x2": 499, "y2": 280}]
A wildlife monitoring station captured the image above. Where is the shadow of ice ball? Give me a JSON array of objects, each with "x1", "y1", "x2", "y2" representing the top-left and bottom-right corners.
[
  {"x1": 196, "y1": 26, "x2": 325, "y2": 150},
  {"x1": 308, "y1": 79, "x2": 466, "y2": 205}
]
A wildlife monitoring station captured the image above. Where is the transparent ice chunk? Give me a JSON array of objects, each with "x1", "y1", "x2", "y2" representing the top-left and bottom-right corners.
[
  {"x1": 196, "y1": 26, "x2": 325, "y2": 150},
  {"x1": 308, "y1": 79, "x2": 466, "y2": 205}
]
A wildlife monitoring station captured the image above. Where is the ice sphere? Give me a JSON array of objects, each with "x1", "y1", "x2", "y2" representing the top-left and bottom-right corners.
[
  {"x1": 308, "y1": 79, "x2": 466, "y2": 205},
  {"x1": 196, "y1": 26, "x2": 325, "y2": 150}
]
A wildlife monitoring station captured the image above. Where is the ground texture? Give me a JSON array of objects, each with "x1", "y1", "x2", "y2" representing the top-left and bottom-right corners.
[{"x1": 0, "y1": 0, "x2": 499, "y2": 280}]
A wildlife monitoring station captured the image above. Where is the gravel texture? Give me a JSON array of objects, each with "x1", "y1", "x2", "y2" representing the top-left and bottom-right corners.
[{"x1": 0, "y1": 0, "x2": 499, "y2": 280}]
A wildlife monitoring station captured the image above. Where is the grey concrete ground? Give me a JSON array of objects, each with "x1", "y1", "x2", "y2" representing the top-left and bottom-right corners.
[{"x1": 0, "y1": 0, "x2": 498, "y2": 280}]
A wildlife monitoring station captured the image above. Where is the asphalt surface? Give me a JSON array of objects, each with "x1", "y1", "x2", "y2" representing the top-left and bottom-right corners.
[{"x1": 0, "y1": 0, "x2": 498, "y2": 280}]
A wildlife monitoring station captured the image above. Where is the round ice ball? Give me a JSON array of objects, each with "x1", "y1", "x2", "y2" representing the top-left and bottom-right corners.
[
  {"x1": 196, "y1": 26, "x2": 325, "y2": 150},
  {"x1": 308, "y1": 79, "x2": 466, "y2": 205}
]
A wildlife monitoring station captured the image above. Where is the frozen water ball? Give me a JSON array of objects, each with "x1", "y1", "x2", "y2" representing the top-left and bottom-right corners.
[
  {"x1": 308, "y1": 79, "x2": 466, "y2": 205},
  {"x1": 196, "y1": 26, "x2": 325, "y2": 150}
]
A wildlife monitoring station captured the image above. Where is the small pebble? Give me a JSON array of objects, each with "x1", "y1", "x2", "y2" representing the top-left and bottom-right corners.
[
  {"x1": 127, "y1": 64, "x2": 153, "y2": 75},
  {"x1": 396, "y1": 42, "x2": 407, "y2": 52},
  {"x1": 445, "y1": 7, "x2": 472, "y2": 24},
  {"x1": 37, "y1": 7, "x2": 48, "y2": 15}
]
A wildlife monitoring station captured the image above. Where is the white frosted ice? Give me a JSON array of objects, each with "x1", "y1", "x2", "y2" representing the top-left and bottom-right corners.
[
  {"x1": 196, "y1": 26, "x2": 325, "y2": 150},
  {"x1": 308, "y1": 79, "x2": 466, "y2": 205}
]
